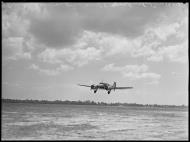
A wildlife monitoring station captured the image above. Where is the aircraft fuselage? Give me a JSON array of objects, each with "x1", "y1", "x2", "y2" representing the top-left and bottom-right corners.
[{"x1": 91, "y1": 82, "x2": 113, "y2": 94}]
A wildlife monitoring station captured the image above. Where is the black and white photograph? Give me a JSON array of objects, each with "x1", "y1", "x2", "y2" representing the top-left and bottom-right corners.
[{"x1": 2, "y1": 2, "x2": 188, "y2": 140}]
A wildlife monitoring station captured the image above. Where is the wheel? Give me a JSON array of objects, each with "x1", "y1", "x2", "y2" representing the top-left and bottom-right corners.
[
  {"x1": 94, "y1": 90, "x2": 97, "y2": 93},
  {"x1": 108, "y1": 91, "x2": 110, "y2": 94}
]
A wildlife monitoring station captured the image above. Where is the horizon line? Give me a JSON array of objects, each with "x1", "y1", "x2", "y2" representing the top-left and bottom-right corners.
[{"x1": 2, "y1": 98, "x2": 188, "y2": 107}]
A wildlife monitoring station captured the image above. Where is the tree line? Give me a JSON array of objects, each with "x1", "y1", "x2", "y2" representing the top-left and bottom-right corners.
[{"x1": 2, "y1": 98, "x2": 187, "y2": 108}]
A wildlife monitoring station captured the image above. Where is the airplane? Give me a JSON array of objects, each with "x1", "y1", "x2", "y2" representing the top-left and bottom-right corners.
[{"x1": 78, "y1": 82, "x2": 133, "y2": 94}]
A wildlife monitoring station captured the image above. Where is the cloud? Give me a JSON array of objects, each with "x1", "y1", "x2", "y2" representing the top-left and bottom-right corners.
[
  {"x1": 2, "y1": 3, "x2": 188, "y2": 65},
  {"x1": 2, "y1": 3, "x2": 44, "y2": 61},
  {"x1": 37, "y1": 30, "x2": 134, "y2": 67},
  {"x1": 79, "y1": 24, "x2": 187, "y2": 63},
  {"x1": 2, "y1": 3, "x2": 46, "y2": 38},
  {"x1": 161, "y1": 41, "x2": 188, "y2": 63},
  {"x1": 38, "y1": 48, "x2": 62, "y2": 64},
  {"x1": 2, "y1": 4, "x2": 29, "y2": 38},
  {"x1": 102, "y1": 63, "x2": 161, "y2": 82},
  {"x1": 38, "y1": 45, "x2": 102, "y2": 67},
  {"x1": 131, "y1": 13, "x2": 188, "y2": 63},
  {"x1": 2, "y1": 37, "x2": 31, "y2": 60},
  {"x1": 79, "y1": 31, "x2": 135, "y2": 56},
  {"x1": 37, "y1": 20, "x2": 188, "y2": 68},
  {"x1": 27, "y1": 3, "x2": 173, "y2": 48},
  {"x1": 28, "y1": 4, "x2": 83, "y2": 47},
  {"x1": 29, "y1": 63, "x2": 73, "y2": 76}
]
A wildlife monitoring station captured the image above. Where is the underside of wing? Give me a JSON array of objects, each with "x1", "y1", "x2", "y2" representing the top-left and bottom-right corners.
[
  {"x1": 115, "y1": 87, "x2": 133, "y2": 89},
  {"x1": 78, "y1": 84, "x2": 91, "y2": 87}
]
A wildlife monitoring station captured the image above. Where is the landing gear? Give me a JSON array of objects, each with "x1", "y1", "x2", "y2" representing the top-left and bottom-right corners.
[
  {"x1": 94, "y1": 90, "x2": 97, "y2": 93},
  {"x1": 108, "y1": 91, "x2": 110, "y2": 94}
]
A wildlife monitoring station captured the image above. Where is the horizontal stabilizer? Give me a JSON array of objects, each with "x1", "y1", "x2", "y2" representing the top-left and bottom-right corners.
[
  {"x1": 78, "y1": 84, "x2": 91, "y2": 87},
  {"x1": 115, "y1": 87, "x2": 133, "y2": 89}
]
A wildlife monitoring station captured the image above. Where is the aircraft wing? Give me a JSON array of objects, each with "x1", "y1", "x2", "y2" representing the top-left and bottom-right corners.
[
  {"x1": 115, "y1": 87, "x2": 133, "y2": 89},
  {"x1": 78, "y1": 84, "x2": 91, "y2": 87}
]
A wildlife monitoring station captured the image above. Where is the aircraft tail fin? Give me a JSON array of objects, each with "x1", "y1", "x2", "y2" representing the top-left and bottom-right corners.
[{"x1": 113, "y1": 82, "x2": 116, "y2": 91}]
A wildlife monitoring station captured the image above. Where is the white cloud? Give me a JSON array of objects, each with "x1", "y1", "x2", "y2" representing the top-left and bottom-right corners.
[
  {"x1": 2, "y1": 3, "x2": 46, "y2": 38},
  {"x1": 2, "y1": 3, "x2": 46, "y2": 61},
  {"x1": 147, "y1": 54, "x2": 163, "y2": 62},
  {"x1": 102, "y1": 63, "x2": 161, "y2": 82},
  {"x1": 147, "y1": 22, "x2": 180, "y2": 41},
  {"x1": 38, "y1": 21, "x2": 188, "y2": 69},
  {"x1": 132, "y1": 16, "x2": 188, "y2": 63},
  {"x1": 80, "y1": 31, "x2": 134, "y2": 56},
  {"x1": 3, "y1": 3, "x2": 187, "y2": 65},
  {"x1": 38, "y1": 44, "x2": 102, "y2": 67},
  {"x1": 2, "y1": 37, "x2": 31, "y2": 60},
  {"x1": 38, "y1": 48, "x2": 62, "y2": 64},
  {"x1": 23, "y1": 3, "x2": 47, "y2": 17},
  {"x1": 162, "y1": 41, "x2": 188, "y2": 63},
  {"x1": 37, "y1": 30, "x2": 135, "y2": 67},
  {"x1": 72, "y1": 47, "x2": 102, "y2": 67},
  {"x1": 30, "y1": 64, "x2": 38, "y2": 70},
  {"x1": 146, "y1": 39, "x2": 188, "y2": 63},
  {"x1": 30, "y1": 63, "x2": 73, "y2": 76},
  {"x1": 78, "y1": 24, "x2": 187, "y2": 64},
  {"x1": 2, "y1": 5, "x2": 29, "y2": 38}
]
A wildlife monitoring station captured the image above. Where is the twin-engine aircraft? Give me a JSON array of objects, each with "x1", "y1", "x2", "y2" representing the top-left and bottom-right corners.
[{"x1": 78, "y1": 82, "x2": 133, "y2": 94}]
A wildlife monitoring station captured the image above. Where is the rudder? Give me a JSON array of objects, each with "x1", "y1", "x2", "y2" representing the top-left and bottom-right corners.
[{"x1": 113, "y1": 82, "x2": 116, "y2": 91}]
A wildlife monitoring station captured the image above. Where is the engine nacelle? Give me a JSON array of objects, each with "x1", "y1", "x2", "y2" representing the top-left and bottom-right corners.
[
  {"x1": 104, "y1": 85, "x2": 108, "y2": 90},
  {"x1": 91, "y1": 85, "x2": 95, "y2": 89}
]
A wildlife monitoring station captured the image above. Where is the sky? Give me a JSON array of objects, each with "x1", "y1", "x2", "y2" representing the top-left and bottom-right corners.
[{"x1": 2, "y1": 3, "x2": 189, "y2": 105}]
